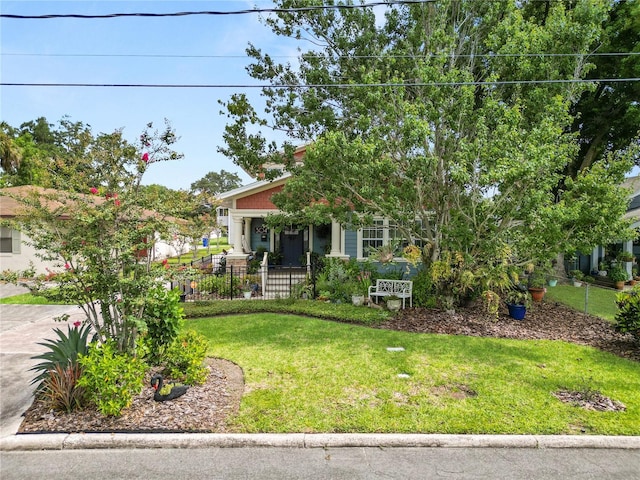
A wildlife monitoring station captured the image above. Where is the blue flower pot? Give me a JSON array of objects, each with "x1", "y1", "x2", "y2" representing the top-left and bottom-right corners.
[{"x1": 507, "y1": 303, "x2": 526, "y2": 320}]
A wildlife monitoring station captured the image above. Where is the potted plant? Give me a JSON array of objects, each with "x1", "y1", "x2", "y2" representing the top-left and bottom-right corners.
[
  {"x1": 527, "y1": 271, "x2": 547, "y2": 302},
  {"x1": 386, "y1": 295, "x2": 402, "y2": 312},
  {"x1": 598, "y1": 262, "x2": 608, "y2": 276},
  {"x1": 609, "y1": 265, "x2": 629, "y2": 290},
  {"x1": 569, "y1": 270, "x2": 584, "y2": 287},
  {"x1": 350, "y1": 282, "x2": 365, "y2": 306},
  {"x1": 618, "y1": 251, "x2": 635, "y2": 263},
  {"x1": 241, "y1": 282, "x2": 253, "y2": 299},
  {"x1": 504, "y1": 288, "x2": 531, "y2": 320}
]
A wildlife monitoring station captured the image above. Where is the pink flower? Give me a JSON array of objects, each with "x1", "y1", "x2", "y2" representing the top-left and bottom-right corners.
[
  {"x1": 73, "y1": 321, "x2": 81, "y2": 328},
  {"x1": 64, "y1": 263, "x2": 71, "y2": 270},
  {"x1": 90, "y1": 187, "x2": 98, "y2": 195},
  {"x1": 114, "y1": 199, "x2": 121, "y2": 207},
  {"x1": 141, "y1": 152, "x2": 149, "y2": 163}
]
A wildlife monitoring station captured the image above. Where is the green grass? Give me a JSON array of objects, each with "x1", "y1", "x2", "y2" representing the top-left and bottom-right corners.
[
  {"x1": 183, "y1": 299, "x2": 391, "y2": 325},
  {"x1": 0, "y1": 292, "x2": 71, "y2": 305},
  {"x1": 163, "y1": 241, "x2": 232, "y2": 265},
  {"x1": 188, "y1": 313, "x2": 640, "y2": 435},
  {"x1": 545, "y1": 284, "x2": 618, "y2": 321}
]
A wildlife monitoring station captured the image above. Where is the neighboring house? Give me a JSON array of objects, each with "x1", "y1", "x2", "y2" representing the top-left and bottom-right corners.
[
  {"x1": 0, "y1": 185, "x2": 186, "y2": 275},
  {"x1": 572, "y1": 175, "x2": 640, "y2": 277}
]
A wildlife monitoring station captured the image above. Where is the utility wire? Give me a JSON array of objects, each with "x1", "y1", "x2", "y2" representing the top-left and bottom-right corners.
[
  {"x1": 3, "y1": 78, "x2": 638, "y2": 89},
  {"x1": 2, "y1": 1, "x2": 432, "y2": 19},
  {"x1": 3, "y1": 52, "x2": 639, "y2": 59}
]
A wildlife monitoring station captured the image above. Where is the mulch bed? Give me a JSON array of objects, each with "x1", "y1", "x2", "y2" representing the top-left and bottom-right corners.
[{"x1": 377, "y1": 300, "x2": 640, "y2": 363}]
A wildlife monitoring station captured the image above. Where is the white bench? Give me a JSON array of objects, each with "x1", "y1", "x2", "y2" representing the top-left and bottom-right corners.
[{"x1": 368, "y1": 279, "x2": 413, "y2": 309}]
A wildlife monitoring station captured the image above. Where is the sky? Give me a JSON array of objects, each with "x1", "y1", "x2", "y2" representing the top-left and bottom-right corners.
[{"x1": 0, "y1": 1, "x2": 304, "y2": 191}]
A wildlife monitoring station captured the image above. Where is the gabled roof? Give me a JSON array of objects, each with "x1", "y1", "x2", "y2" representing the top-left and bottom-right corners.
[
  {"x1": 0, "y1": 185, "x2": 176, "y2": 222},
  {"x1": 217, "y1": 173, "x2": 291, "y2": 204}
]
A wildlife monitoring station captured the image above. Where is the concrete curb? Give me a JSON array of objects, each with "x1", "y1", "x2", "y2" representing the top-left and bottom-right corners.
[{"x1": 2, "y1": 433, "x2": 639, "y2": 451}]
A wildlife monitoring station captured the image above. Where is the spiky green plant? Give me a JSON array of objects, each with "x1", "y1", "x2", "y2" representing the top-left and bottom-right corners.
[{"x1": 30, "y1": 319, "x2": 92, "y2": 390}]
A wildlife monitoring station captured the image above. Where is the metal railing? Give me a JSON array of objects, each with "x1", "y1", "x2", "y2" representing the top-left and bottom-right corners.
[{"x1": 171, "y1": 260, "x2": 315, "y2": 301}]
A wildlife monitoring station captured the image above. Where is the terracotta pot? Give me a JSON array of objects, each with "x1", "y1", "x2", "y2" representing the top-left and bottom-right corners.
[
  {"x1": 528, "y1": 287, "x2": 545, "y2": 302},
  {"x1": 616, "y1": 281, "x2": 625, "y2": 290}
]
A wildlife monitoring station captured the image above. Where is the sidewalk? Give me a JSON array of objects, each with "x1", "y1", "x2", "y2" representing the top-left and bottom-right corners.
[{"x1": 1, "y1": 283, "x2": 639, "y2": 452}]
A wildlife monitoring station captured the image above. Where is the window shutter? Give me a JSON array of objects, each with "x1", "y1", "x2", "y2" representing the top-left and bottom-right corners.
[{"x1": 11, "y1": 230, "x2": 21, "y2": 254}]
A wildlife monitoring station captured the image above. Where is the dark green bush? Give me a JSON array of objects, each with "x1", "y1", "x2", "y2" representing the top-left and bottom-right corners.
[
  {"x1": 615, "y1": 287, "x2": 640, "y2": 341},
  {"x1": 143, "y1": 286, "x2": 184, "y2": 364},
  {"x1": 411, "y1": 268, "x2": 437, "y2": 308},
  {"x1": 198, "y1": 274, "x2": 241, "y2": 296}
]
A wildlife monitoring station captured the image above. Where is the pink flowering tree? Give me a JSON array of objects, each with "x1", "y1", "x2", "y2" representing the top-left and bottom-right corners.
[{"x1": 10, "y1": 120, "x2": 183, "y2": 353}]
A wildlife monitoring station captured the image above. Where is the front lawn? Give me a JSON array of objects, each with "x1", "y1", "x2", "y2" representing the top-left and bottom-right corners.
[
  {"x1": 545, "y1": 284, "x2": 618, "y2": 321},
  {"x1": 188, "y1": 313, "x2": 640, "y2": 435}
]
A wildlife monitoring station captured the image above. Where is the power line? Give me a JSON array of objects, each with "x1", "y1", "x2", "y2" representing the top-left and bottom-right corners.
[
  {"x1": 1, "y1": 1, "x2": 432, "y2": 19},
  {"x1": 3, "y1": 78, "x2": 638, "y2": 89},
  {"x1": 3, "y1": 52, "x2": 639, "y2": 59}
]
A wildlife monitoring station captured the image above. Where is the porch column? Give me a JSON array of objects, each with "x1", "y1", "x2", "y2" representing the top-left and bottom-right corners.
[
  {"x1": 231, "y1": 215, "x2": 244, "y2": 254},
  {"x1": 243, "y1": 217, "x2": 252, "y2": 252},
  {"x1": 591, "y1": 247, "x2": 599, "y2": 273},
  {"x1": 624, "y1": 240, "x2": 634, "y2": 277},
  {"x1": 327, "y1": 220, "x2": 348, "y2": 259}
]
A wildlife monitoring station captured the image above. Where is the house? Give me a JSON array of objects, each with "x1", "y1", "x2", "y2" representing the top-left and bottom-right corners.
[
  {"x1": 217, "y1": 146, "x2": 411, "y2": 272},
  {"x1": 0, "y1": 185, "x2": 186, "y2": 275}
]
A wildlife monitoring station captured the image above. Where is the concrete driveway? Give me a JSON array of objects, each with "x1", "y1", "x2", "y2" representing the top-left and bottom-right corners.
[{"x1": 0, "y1": 284, "x2": 85, "y2": 437}]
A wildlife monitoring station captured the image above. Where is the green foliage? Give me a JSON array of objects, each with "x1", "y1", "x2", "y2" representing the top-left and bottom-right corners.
[
  {"x1": 614, "y1": 286, "x2": 640, "y2": 341},
  {"x1": 430, "y1": 251, "x2": 476, "y2": 309},
  {"x1": 609, "y1": 265, "x2": 629, "y2": 282},
  {"x1": 77, "y1": 340, "x2": 148, "y2": 417},
  {"x1": 190, "y1": 169, "x2": 242, "y2": 196},
  {"x1": 315, "y1": 258, "x2": 379, "y2": 303},
  {"x1": 411, "y1": 268, "x2": 437, "y2": 308},
  {"x1": 220, "y1": 0, "x2": 632, "y2": 303},
  {"x1": 41, "y1": 363, "x2": 86, "y2": 413},
  {"x1": 162, "y1": 330, "x2": 209, "y2": 385},
  {"x1": 7, "y1": 120, "x2": 183, "y2": 354},
  {"x1": 30, "y1": 320, "x2": 92, "y2": 389},
  {"x1": 198, "y1": 274, "x2": 242, "y2": 296},
  {"x1": 143, "y1": 286, "x2": 185, "y2": 365}
]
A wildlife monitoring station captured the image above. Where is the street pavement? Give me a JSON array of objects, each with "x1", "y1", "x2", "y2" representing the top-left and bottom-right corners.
[{"x1": 1, "y1": 283, "x2": 639, "y2": 479}]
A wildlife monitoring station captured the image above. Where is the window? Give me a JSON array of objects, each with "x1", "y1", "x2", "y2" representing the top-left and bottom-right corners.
[
  {"x1": 0, "y1": 227, "x2": 20, "y2": 253},
  {"x1": 217, "y1": 207, "x2": 229, "y2": 217},
  {"x1": 362, "y1": 219, "x2": 384, "y2": 257},
  {"x1": 359, "y1": 218, "x2": 427, "y2": 259}
]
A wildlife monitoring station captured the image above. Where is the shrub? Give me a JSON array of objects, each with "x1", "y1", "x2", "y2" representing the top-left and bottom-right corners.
[
  {"x1": 30, "y1": 317, "x2": 92, "y2": 389},
  {"x1": 411, "y1": 268, "x2": 437, "y2": 307},
  {"x1": 614, "y1": 287, "x2": 640, "y2": 341},
  {"x1": 162, "y1": 330, "x2": 209, "y2": 385},
  {"x1": 41, "y1": 363, "x2": 86, "y2": 413},
  {"x1": 143, "y1": 286, "x2": 184, "y2": 364},
  {"x1": 77, "y1": 340, "x2": 148, "y2": 416},
  {"x1": 198, "y1": 274, "x2": 241, "y2": 297}
]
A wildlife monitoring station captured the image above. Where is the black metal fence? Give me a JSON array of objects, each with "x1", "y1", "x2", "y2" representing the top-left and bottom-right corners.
[{"x1": 171, "y1": 265, "x2": 315, "y2": 301}]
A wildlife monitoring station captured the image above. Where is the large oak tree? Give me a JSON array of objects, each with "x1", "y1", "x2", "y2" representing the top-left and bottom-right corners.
[{"x1": 220, "y1": 0, "x2": 635, "y2": 293}]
